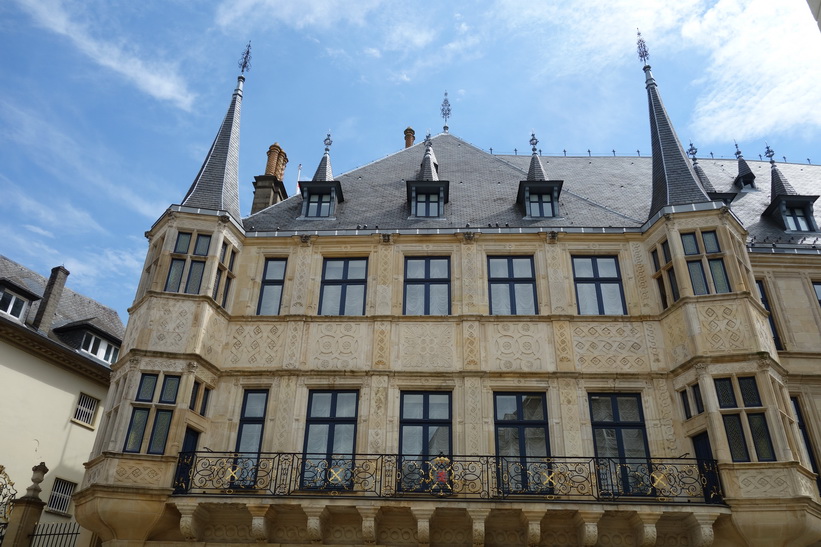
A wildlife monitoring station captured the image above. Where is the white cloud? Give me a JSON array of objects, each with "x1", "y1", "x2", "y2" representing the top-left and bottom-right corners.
[
  {"x1": 13, "y1": 0, "x2": 195, "y2": 111},
  {"x1": 23, "y1": 225, "x2": 55, "y2": 238},
  {"x1": 364, "y1": 47, "x2": 382, "y2": 58},
  {"x1": 216, "y1": 0, "x2": 385, "y2": 29}
]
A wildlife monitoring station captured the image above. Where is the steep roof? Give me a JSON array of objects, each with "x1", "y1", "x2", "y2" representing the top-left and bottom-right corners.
[{"x1": 181, "y1": 76, "x2": 244, "y2": 223}]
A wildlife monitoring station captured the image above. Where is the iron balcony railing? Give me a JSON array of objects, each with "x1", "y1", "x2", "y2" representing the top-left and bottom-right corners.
[{"x1": 173, "y1": 452, "x2": 724, "y2": 505}]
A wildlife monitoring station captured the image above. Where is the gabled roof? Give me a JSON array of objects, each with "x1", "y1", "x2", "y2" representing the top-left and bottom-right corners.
[{"x1": 181, "y1": 76, "x2": 244, "y2": 223}]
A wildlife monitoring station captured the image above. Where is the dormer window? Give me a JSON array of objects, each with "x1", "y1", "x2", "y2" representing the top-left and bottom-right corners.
[
  {"x1": 307, "y1": 192, "x2": 332, "y2": 217},
  {"x1": 81, "y1": 332, "x2": 120, "y2": 364},
  {"x1": 299, "y1": 181, "x2": 343, "y2": 219},
  {"x1": 785, "y1": 205, "x2": 811, "y2": 231},
  {"x1": 407, "y1": 181, "x2": 448, "y2": 218},
  {"x1": 0, "y1": 287, "x2": 28, "y2": 320},
  {"x1": 762, "y1": 198, "x2": 819, "y2": 233},
  {"x1": 528, "y1": 191, "x2": 554, "y2": 218},
  {"x1": 517, "y1": 180, "x2": 562, "y2": 219}
]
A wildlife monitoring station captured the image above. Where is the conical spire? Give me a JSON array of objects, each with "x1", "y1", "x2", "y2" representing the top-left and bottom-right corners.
[
  {"x1": 419, "y1": 133, "x2": 439, "y2": 181},
  {"x1": 527, "y1": 133, "x2": 547, "y2": 181},
  {"x1": 766, "y1": 145, "x2": 797, "y2": 197},
  {"x1": 312, "y1": 133, "x2": 335, "y2": 181},
  {"x1": 639, "y1": 33, "x2": 710, "y2": 218},
  {"x1": 734, "y1": 143, "x2": 756, "y2": 188},
  {"x1": 181, "y1": 75, "x2": 244, "y2": 221}
]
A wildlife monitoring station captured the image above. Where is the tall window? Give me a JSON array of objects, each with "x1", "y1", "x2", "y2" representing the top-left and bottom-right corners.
[
  {"x1": 792, "y1": 397, "x2": 821, "y2": 494},
  {"x1": 403, "y1": 257, "x2": 450, "y2": 315},
  {"x1": 400, "y1": 392, "x2": 451, "y2": 491},
  {"x1": 572, "y1": 256, "x2": 626, "y2": 315},
  {"x1": 212, "y1": 242, "x2": 237, "y2": 308},
  {"x1": 0, "y1": 287, "x2": 28, "y2": 319},
  {"x1": 495, "y1": 393, "x2": 549, "y2": 494},
  {"x1": 257, "y1": 258, "x2": 287, "y2": 315},
  {"x1": 681, "y1": 231, "x2": 731, "y2": 295},
  {"x1": 813, "y1": 282, "x2": 821, "y2": 309},
  {"x1": 233, "y1": 390, "x2": 269, "y2": 487},
  {"x1": 651, "y1": 241, "x2": 679, "y2": 309},
  {"x1": 756, "y1": 280, "x2": 783, "y2": 350},
  {"x1": 415, "y1": 192, "x2": 440, "y2": 217},
  {"x1": 46, "y1": 478, "x2": 77, "y2": 514},
  {"x1": 165, "y1": 231, "x2": 212, "y2": 294},
  {"x1": 589, "y1": 393, "x2": 650, "y2": 496},
  {"x1": 306, "y1": 192, "x2": 332, "y2": 217},
  {"x1": 715, "y1": 376, "x2": 775, "y2": 462},
  {"x1": 488, "y1": 256, "x2": 537, "y2": 315},
  {"x1": 302, "y1": 391, "x2": 358, "y2": 489},
  {"x1": 123, "y1": 372, "x2": 180, "y2": 454},
  {"x1": 319, "y1": 258, "x2": 367, "y2": 316}
]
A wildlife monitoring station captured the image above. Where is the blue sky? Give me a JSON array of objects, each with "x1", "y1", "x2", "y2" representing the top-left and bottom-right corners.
[{"x1": 0, "y1": 0, "x2": 819, "y2": 322}]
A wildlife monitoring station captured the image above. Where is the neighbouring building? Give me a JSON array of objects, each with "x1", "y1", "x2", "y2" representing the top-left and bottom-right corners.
[
  {"x1": 75, "y1": 45, "x2": 821, "y2": 546},
  {"x1": 0, "y1": 255, "x2": 123, "y2": 545}
]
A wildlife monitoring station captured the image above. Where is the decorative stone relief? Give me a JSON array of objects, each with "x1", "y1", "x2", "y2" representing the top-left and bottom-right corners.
[
  {"x1": 631, "y1": 242, "x2": 653, "y2": 315},
  {"x1": 203, "y1": 524, "x2": 252, "y2": 541},
  {"x1": 738, "y1": 469, "x2": 790, "y2": 497},
  {"x1": 369, "y1": 376, "x2": 388, "y2": 453},
  {"x1": 485, "y1": 528, "x2": 525, "y2": 547},
  {"x1": 462, "y1": 242, "x2": 479, "y2": 312},
  {"x1": 290, "y1": 246, "x2": 311, "y2": 314},
  {"x1": 573, "y1": 323, "x2": 648, "y2": 372},
  {"x1": 377, "y1": 527, "x2": 417, "y2": 545},
  {"x1": 653, "y1": 379, "x2": 680, "y2": 454},
  {"x1": 284, "y1": 322, "x2": 303, "y2": 369},
  {"x1": 398, "y1": 323, "x2": 455, "y2": 369},
  {"x1": 310, "y1": 323, "x2": 364, "y2": 369},
  {"x1": 274, "y1": 376, "x2": 295, "y2": 450},
  {"x1": 228, "y1": 323, "x2": 285, "y2": 366},
  {"x1": 202, "y1": 313, "x2": 223, "y2": 359},
  {"x1": 271, "y1": 524, "x2": 310, "y2": 544},
  {"x1": 664, "y1": 308, "x2": 690, "y2": 365},
  {"x1": 113, "y1": 461, "x2": 163, "y2": 486},
  {"x1": 463, "y1": 321, "x2": 480, "y2": 369},
  {"x1": 559, "y1": 378, "x2": 583, "y2": 457},
  {"x1": 554, "y1": 322, "x2": 573, "y2": 366},
  {"x1": 699, "y1": 303, "x2": 746, "y2": 353},
  {"x1": 326, "y1": 524, "x2": 362, "y2": 544},
  {"x1": 545, "y1": 245, "x2": 568, "y2": 313},
  {"x1": 373, "y1": 321, "x2": 390, "y2": 369},
  {"x1": 491, "y1": 322, "x2": 544, "y2": 371},
  {"x1": 645, "y1": 322, "x2": 662, "y2": 367},
  {"x1": 376, "y1": 246, "x2": 392, "y2": 316},
  {"x1": 464, "y1": 377, "x2": 483, "y2": 454},
  {"x1": 540, "y1": 528, "x2": 577, "y2": 547},
  {"x1": 149, "y1": 303, "x2": 194, "y2": 352}
]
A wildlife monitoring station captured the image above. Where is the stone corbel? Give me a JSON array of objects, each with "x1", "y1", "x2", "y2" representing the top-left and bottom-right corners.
[
  {"x1": 520, "y1": 510, "x2": 545, "y2": 547},
  {"x1": 411, "y1": 507, "x2": 436, "y2": 547},
  {"x1": 630, "y1": 511, "x2": 661, "y2": 547},
  {"x1": 175, "y1": 501, "x2": 209, "y2": 541},
  {"x1": 687, "y1": 512, "x2": 719, "y2": 547},
  {"x1": 456, "y1": 231, "x2": 478, "y2": 244},
  {"x1": 246, "y1": 504, "x2": 272, "y2": 543},
  {"x1": 467, "y1": 508, "x2": 491, "y2": 547},
  {"x1": 574, "y1": 510, "x2": 603, "y2": 546},
  {"x1": 357, "y1": 506, "x2": 380, "y2": 545},
  {"x1": 303, "y1": 506, "x2": 327, "y2": 544}
]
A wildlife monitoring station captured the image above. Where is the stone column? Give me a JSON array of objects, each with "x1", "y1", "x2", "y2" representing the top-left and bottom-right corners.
[
  {"x1": 411, "y1": 507, "x2": 435, "y2": 547},
  {"x1": 4, "y1": 462, "x2": 48, "y2": 547}
]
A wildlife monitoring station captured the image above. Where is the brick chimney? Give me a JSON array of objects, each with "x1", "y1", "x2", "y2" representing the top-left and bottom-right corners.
[
  {"x1": 251, "y1": 143, "x2": 289, "y2": 215},
  {"x1": 32, "y1": 265, "x2": 69, "y2": 332},
  {"x1": 404, "y1": 127, "x2": 415, "y2": 148}
]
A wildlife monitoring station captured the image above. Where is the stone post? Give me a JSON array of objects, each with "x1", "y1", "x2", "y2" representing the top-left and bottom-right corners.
[{"x1": 4, "y1": 462, "x2": 48, "y2": 546}]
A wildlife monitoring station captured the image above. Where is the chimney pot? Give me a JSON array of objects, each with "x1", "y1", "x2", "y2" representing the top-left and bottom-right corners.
[{"x1": 404, "y1": 127, "x2": 416, "y2": 148}]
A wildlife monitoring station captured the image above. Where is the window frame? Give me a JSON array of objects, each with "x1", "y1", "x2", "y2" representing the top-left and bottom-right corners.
[
  {"x1": 399, "y1": 392, "x2": 452, "y2": 492},
  {"x1": 756, "y1": 280, "x2": 783, "y2": 350},
  {"x1": 487, "y1": 256, "x2": 538, "y2": 315},
  {"x1": 0, "y1": 287, "x2": 29, "y2": 320},
  {"x1": 714, "y1": 375, "x2": 775, "y2": 462},
  {"x1": 403, "y1": 257, "x2": 451, "y2": 315},
  {"x1": 302, "y1": 390, "x2": 359, "y2": 490},
  {"x1": 164, "y1": 230, "x2": 214, "y2": 295},
  {"x1": 45, "y1": 478, "x2": 77, "y2": 515},
  {"x1": 318, "y1": 258, "x2": 368, "y2": 316},
  {"x1": 73, "y1": 392, "x2": 100, "y2": 427},
  {"x1": 494, "y1": 392, "x2": 551, "y2": 494},
  {"x1": 680, "y1": 230, "x2": 731, "y2": 296},
  {"x1": 571, "y1": 255, "x2": 627, "y2": 315},
  {"x1": 257, "y1": 258, "x2": 288, "y2": 315},
  {"x1": 80, "y1": 332, "x2": 120, "y2": 364}
]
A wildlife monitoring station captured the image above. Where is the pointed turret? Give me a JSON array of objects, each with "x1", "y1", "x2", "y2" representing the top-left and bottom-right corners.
[
  {"x1": 312, "y1": 134, "x2": 335, "y2": 181},
  {"x1": 517, "y1": 133, "x2": 563, "y2": 217},
  {"x1": 181, "y1": 75, "x2": 244, "y2": 222},
  {"x1": 733, "y1": 143, "x2": 756, "y2": 189},
  {"x1": 762, "y1": 145, "x2": 819, "y2": 231},
  {"x1": 639, "y1": 33, "x2": 710, "y2": 219},
  {"x1": 419, "y1": 133, "x2": 439, "y2": 181},
  {"x1": 766, "y1": 146, "x2": 798, "y2": 198},
  {"x1": 527, "y1": 132, "x2": 547, "y2": 181}
]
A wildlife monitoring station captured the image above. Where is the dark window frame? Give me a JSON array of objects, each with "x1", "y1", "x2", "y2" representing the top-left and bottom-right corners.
[
  {"x1": 399, "y1": 392, "x2": 452, "y2": 492},
  {"x1": 403, "y1": 257, "x2": 451, "y2": 315},
  {"x1": 257, "y1": 258, "x2": 288, "y2": 315},
  {"x1": 494, "y1": 393, "x2": 551, "y2": 494},
  {"x1": 302, "y1": 390, "x2": 359, "y2": 490},
  {"x1": 318, "y1": 258, "x2": 368, "y2": 316},
  {"x1": 487, "y1": 256, "x2": 538, "y2": 315},
  {"x1": 571, "y1": 255, "x2": 627, "y2": 315}
]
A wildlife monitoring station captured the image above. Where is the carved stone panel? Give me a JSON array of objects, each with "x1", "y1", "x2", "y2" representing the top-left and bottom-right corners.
[
  {"x1": 572, "y1": 323, "x2": 649, "y2": 372},
  {"x1": 308, "y1": 323, "x2": 367, "y2": 370},
  {"x1": 397, "y1": 322, "x2": 455, "y2": 369},
  {"x1": 228, "y1": 323, "x2": 286, "y2": 366},
  {"x1": 487, "y1": 322, "x2": 550, "y2": 371},
  {"x1": 698, "y1": 302, "x2": 747, "y2": 354}
]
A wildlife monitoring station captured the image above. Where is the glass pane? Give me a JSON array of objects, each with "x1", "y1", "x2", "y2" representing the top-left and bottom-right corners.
[
  {"x1": 428, "y1": 426, "x2": 450, "y2": 454},
  {"x1": 489, "y1": 258, "x2": 509, "y2": 278},
  {"x1": 429, "y1": 259, "x2": 449, "y2": 279},
  {"x1": 124, "y1": 408, "x2": 149, "y2": 452},
  {"x1": 244, "y1": 392, "x2": 268, "y2": 418},
  {"x1": 0, "y1": 292, "x2": 11, "y2": 313},
  {"x1": 621, "y1": 429, "x2": 648, "y2": 458},
  {"x1": 714, "y1": 378, "x2": 737, "y2": 408},
  {"x1": 573, "y1": 257, "x2": 594, "y2": 278},
  {"x1": 601, "y1": 283, "x2": 624, "y2": 315},
  {"x1": 194, "y1": 234, "x2": 211, "y2": 256},
  {"x1": 738, "y1": 377, "x2": 762, "y2": 407},
  {"x1": 594, "y1": 428, "x2": 618, "y2": 457},
  {"x1": 403, "y1": 394, "x2": 423, "y2": 419},
  {"x1": 651, "y1": 250, "x2": 661, "y2": 272},
  {"x1": 306, "y1": 424, "x2": 329, "y2": 454},
  {"x1": 688, "y1": 261, "x2": 709, "y2": 295},
  {"x1": 512, "y1": 258, "x2": 533, "y2": 278},
  {"x1": 404, "y1": 284, "x2": 424, "y2": 315},
  {"x1": 702, "y1": 231, "x2": 720, "y2": 253},
  {"x1": 148, "y1": 410, "x2": 173, "y2": 454},
  {"x1": 185, "y1": 261, "x2": 205, "y2": 294},
  {"x1": 165, "y1": 259, "x2": 185, "y2": 291},
  {"x1": 310, "y1": 393, "x2": 332, "y2": 417},
  {"x1": 597, "y1": 257, "x2": 618, "y2": 278},
  {"x1": 680, "y1": 390, "x2": 692, "y2": 419},
  {"x1": 137, "y1": 375, "x2": 157, "y2": 402},
  {"x1": 497, "y1": 427, "x2": 520, "y2": 456},
  {"x1": 490, "y1": 283, "x2": 511, "y2": 315},
  {"x1": 429, "y1": 394, "x2": 450, "y2": 419},
  {"x1": 692, "y1": 384, "x2": 704, "y2": 413},
  {"x1": 174, "y1": 232, "x2": 191, "y2": 254},
  {"x1": 320, "y1": 285, "x2": 341, "y2": 315},
  {"x1": 237, "y1": 423, "x2": 263, "y2": 453},
  {"x1": 513, "y1": 283, "x2": 536, "y2": 314},
  {"x1": 406, "y1": 259, "x2": 425, "y2": 279},
  {"x1": 661, "y1": 241, "x2": 671, "y2": 263},
  {"x1": 496, "y1": 395, "x2": 518, "y2": 421},
  {"x1": 343, "y1": 285, "x2": 365, "y2": 315},
  {"x1": 336, "y1": 392, "x2": 357, "y2": 417},
  {"x1": 332, "y1": 424, "x2": 355, "y2": 454},
  {"x1": 617, "y1": 397, "x2": 641, "y2": 422},
  {"x1": 524, "y1": 427, "x2": 548, "y2": 457},
  {"x1": 522, "y1": 395, "x2": 545, "y2": 420},
  {"x1": 709, "y1": 259, "x2": 731, "y2": 293},
  {"x1": 668, "y1": 268, "x2": 680, "y2": 301},
  {"x1": 815, "y1": 283, "x2": 821, "y2": 302},
  {"x1": 258, "y1": 285, "x2": 283, "y2": 315},
  {"x1": 402, "y1": 426, "x2": 423, "y2": 455},
  {"x1": 681, "y1": 233, "x2": 699, "y2": 255},
  {"x1": 748, "y1": 414, "x2": 776, "y2": 461},
  {"x1": 429, "y1": 284, "x2": 449, "y2": 315},
  {"x1": 159, "y1": 376, "x2": 180, "y2": 403},
  {"x1": 347, "y1": 260, "x2": 367, "y2": 279},
  {"x1": 723, "y1": 414, "x2": 750, "y2": 462},
  {"x1": 264, "y1": 259, "x2": 286, "y2": 280},
  {"x1": 324, "y1": 260, "x2": 345, "y2": 280},
  {"x1": 590, "y1": 396, "x2": 614, "y2": 422},
  {"x1": 577, "y1": 283, "x2": 599, "y2": 315}
]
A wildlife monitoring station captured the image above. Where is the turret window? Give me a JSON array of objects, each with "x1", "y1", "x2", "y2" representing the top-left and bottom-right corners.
[
  {"x1": 681, "y1": 231, "x2": 730, "y2": 296},
  {"x1": 212, "y1": 242, "x2": 237, "y2": 308},
  {"x1": 651, "y1": 243, "x2": 679, "y2": 309},
  {"x1": 714, "y1": 375, "x2": 775, "y2": 462},
  {"x1": 165, "y1": 231, "x2": 213, "y2": 294},
  {"x1": 124, "y1": 372, "x2": 180, "y2": 454}
]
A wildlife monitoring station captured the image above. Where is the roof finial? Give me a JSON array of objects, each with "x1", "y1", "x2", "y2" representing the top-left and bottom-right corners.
[
  {"x1": 324, "y1": 132, "x2": 332, "y2": 152},
  {"x1": 734, "y1": 141, "x2": 743, "y2": 159},
  {"x1": 238, "y1": 41, "x2": 252, "y2": 74},
  {"x1": 765, "y1": 143, "x2": 776, "y2": 165},
  {"x1": 687, "y1": 141, "x2": 698, "y2": 161},
  {"x1": 424, "y1": 131, "x2": 432, "y2": 148},
  {"x1": 441, "y1": 91, "x2": 451, "y2": 133},
  {"x1": 530, "y1": 132, "x2": 538, "y2": 154},
  {"x1": 636, "y1": 29, "x2": 649, "y2": 65}
]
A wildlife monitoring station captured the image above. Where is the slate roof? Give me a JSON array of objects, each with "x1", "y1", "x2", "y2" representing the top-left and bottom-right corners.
[
  {"x1": 244, "y1": 132, "x2": 821, "y2": 245},
  {"x1": 0, "y1": 255, "x2": 125, "y2": 355},
  {"x1": 181, "y1": 76, "x2": 244, "y2": 223}
]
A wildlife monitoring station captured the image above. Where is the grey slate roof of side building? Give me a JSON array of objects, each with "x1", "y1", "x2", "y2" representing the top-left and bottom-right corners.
[
  {"x1": 244, "y1": 132, "x2": 821, "y2": 244},
  {"x1": 0, "y1": 255, "x2": 125, "y2": 349}
]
